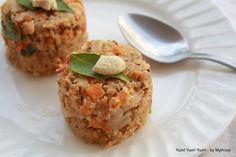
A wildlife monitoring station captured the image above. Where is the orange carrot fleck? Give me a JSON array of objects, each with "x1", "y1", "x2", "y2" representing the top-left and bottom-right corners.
[
  {"x1": 85, "y1": 84, "x2": 105, "y2": 101},
  {"x1": 131, "y1": 71, "x2": 144, "y2": 80},
  {"x1": 36, "y1": 12, "x2": 47, "y2": 20},
  {"x1": 89, "y1": 119, "x2": 100, "y2": 128},
  {"x1": 111, "y1": 103, "x2": 120, "y2": 109},
  {"x1": 64, "y1": 56, "x2": 70, "y2": 64},
  {"x1": 23, "y1": 16, "x2": 32, "y2": 22},
  {"x1": 100, "y1": 121, "x2": 112, "y2": 133},
  {"x1": 80, "y1": 105, "x2": 92, "y2": 116},
  {"x1": 113, "y1": 45, "x2": 124, "y2": 56},
  {"x1": 117, "y1": 91, "x2": 128, "y2": 104},
  {"x1": 90, "y1": 119, "x2": 112, "y2": 133},
  {"x1": 15, "y1": 42, "x2": 26, "y2": 53}
]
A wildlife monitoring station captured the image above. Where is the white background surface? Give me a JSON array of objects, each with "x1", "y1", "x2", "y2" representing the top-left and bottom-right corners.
[{"x1": 201, "y1": 1, "x2": 236, "y2": 157}]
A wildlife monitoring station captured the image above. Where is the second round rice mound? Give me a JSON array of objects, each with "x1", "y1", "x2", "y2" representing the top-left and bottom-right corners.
[
  {"x1": 58, "y1": 40, "x2": 152, "y2": 146},
  {"x1": 1, "y1": 0, "x2": 87, "y2": 76}
]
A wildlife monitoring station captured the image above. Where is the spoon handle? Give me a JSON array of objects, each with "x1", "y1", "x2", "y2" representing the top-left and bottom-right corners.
[{"x1": 189, "y1": 53, "x2": 236, "y2": 70}]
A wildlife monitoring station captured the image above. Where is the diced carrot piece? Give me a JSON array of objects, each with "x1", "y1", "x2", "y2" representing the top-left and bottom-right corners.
[
  {"x1": 117, "y1": 91, "x2": 128, "y2": 104},
  {"x1": 14, "y1": 14, "x2": 32, "y2": 24},
  {"x1": 113, "y1": 45, "x2": 124, "y2": 56},
  {"x1": 89, "y1": 119, "x2": 100, "y2": 128},
  {"x1": 15, "y1": 42, "x2": 26, "y2": 53},
  {"x1": 64, "y1": 56, "x2": 70, "y2": 64},
  {"x1": 100, "y1": 121, "x2": 112, "y2": 133},
  {"x1": 109, "y1": 97, "x2": 120, "y2": 109},
  {"x1": 23, "y1": 16, "x2": 32, "y2": 22},
  {"x1": 80, "y1": 105, "x2": 92, "y2": 116},
  {"x1": 131, "y1": 71, "x2": 144, "y2": 80},
  {"x1": 111, "y1": 103, "x2": 120, "y2": 109},
  {"x1": 89, "y1": 119, "x2": 112, "y2": 133},
  {"x1": 36, "y1": 12, "x2": 47, "y2": 20},
  {"x1": 85, "y1": 84, "x2": 105, "y2": 101}
]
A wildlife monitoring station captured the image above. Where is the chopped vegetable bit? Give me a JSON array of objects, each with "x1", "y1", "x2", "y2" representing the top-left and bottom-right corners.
[
  {"x1": 117, "y1": 91, "x2": 128, "y2": 104},
  {"x1": 85, "y1": 84, "x2": 105, "y2": 101},
  {"x1": 1, "y1": 13, "x2": 21, "y2": 41},
  {"x1": 15, "y1": 41, "x2": 26, "y2": 53},
  {"x1": 21, "y1": 44, "x2": 36, "y2": 57},
  {"x1": 64, "y1": 56, "x2": 70, "y2": 64}
]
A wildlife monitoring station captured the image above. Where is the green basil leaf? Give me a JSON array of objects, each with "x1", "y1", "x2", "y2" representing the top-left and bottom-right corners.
[
  {"x1": 21, "y1": 44, "x2": 36, "y2": 57},
  {"x1": 113, "y1": 73, "x2": 131, "y2": 82},
  {"x1": 16, "y1": 0, "x2": 74, "y2": 13},
  {"x1": 70, "y1": 53, "x2": 103, "y2": 78},
  {"x1": 69, "y1": 53, "x2": 131, "y2": 82},
  {"x1": 56, "y1": 0, "x2": 74, "y2": 13},
  {"x1": 1, "y1": 13, "x2": 21, "y2": 41},
  {"x1": 16, "y1": 0, "x2": 34, "y2": 10}
]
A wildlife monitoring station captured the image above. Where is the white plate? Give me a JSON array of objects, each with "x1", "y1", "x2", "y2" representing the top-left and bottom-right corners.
[{"x1": 0, "y1": 0, "x2": 236, "y2": 157}]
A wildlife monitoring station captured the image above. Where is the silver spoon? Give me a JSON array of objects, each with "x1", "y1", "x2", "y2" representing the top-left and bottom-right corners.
[{"x1": 119, "y1": 13, "x2": 236, "y2": 70}]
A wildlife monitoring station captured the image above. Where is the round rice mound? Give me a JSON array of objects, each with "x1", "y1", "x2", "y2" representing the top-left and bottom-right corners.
[
  {"x1": 58, "y1": 40, "x2": 152, "y2": 146},
  {"x1": 1, "y1": 0, "x2": 87, "y2": 76}
]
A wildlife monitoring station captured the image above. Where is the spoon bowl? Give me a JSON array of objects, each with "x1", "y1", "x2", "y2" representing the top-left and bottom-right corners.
[{"x1": 119, "y1": 13, "x2": 236, "y2": 69}]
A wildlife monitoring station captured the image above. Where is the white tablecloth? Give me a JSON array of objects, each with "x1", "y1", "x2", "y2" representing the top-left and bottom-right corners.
[{"x1": 200, "y1": 1, "x2": 236, "y2": 156}]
